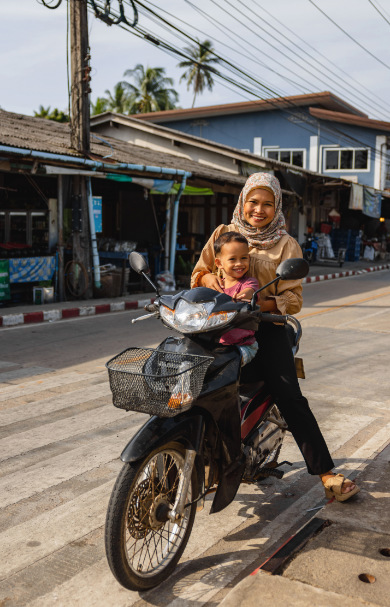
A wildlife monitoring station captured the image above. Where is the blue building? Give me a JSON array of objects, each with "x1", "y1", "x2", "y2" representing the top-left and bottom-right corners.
[{"x1": 134, "y1": 91, "x2": 390, "y2": 192}]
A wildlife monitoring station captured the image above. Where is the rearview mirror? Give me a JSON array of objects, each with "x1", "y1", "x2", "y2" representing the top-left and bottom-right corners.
[
  {"x1": 276, "y1": 258, "x2": 309, "y2": 281},
  {"x1": 129, "y1": 252, "x2": 149, "y2": 274}
]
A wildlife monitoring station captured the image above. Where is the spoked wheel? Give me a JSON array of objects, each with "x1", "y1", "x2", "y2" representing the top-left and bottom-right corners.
[
  {"x1": 65, "y1": 260, "x2": 89, "y2": 299},
  {"x1": 105, "y1": 442, "x2": 197, "y2": 591}
]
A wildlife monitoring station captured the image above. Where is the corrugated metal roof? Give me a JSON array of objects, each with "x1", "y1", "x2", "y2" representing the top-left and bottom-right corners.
[{"x1": 0, "y1": 110, "x2": 246, "y2": 185}]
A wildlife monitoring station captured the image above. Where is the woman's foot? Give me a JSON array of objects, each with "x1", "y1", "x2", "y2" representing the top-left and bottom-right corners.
[
  {"x1": 320, "y1": 472, "x2": 356, "y2": 494},
  {"x1": 320, "y1": 472, "x2": 360, "y2": 502}
]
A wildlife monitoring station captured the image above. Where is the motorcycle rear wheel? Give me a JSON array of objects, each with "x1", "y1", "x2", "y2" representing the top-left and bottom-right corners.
[{"x1": 105, "y1": 442, "x2": 197, "y2": 591}]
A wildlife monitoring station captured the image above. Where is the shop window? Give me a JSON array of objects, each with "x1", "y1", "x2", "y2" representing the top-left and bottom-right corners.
[
  {"x1": 324, "y1": 148, "x2": 369, "y2": 171},
  {"x1": 31, "y1": 213, "x2": 49, "y2": 247},
  {"x1": 0, "y1": 212, "x2": 5, "y2": 243},
  {"x1": 264, "y1": 148, "x2": 305, "y2": 168},
  {"x1": 10, "y1": 213, "x2": 27, "y2": 244}
]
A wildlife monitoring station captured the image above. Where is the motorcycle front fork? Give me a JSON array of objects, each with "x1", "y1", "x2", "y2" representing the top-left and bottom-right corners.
[{"x1": 168, "y1": 449, "x2": 197, "y2": 522}]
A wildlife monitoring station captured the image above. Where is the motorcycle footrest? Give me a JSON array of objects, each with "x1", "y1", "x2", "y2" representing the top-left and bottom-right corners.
[{"x1": 257, "y1": 467, "x2": 284, "y2": 480}]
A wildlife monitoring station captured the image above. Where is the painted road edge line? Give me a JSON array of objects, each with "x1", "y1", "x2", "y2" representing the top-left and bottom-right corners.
[
  {"x1": 0, "y1": 298, "x2": 155, "y2": 328},
  {"x1": 1, "y1": 263, "x2": 389, "y2": 327},
  {"x1": 302, "y1": 263, "x2": 390, "y2": 284}
]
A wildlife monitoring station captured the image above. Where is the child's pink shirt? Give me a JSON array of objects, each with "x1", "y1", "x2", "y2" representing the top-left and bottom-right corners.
[{"x1": 220, "y1": 277, "x2": 259, "y2": 346}]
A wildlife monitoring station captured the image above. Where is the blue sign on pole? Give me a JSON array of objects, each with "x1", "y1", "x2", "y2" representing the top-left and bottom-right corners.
[{"x1": 92, "y1": 196, "x2": 103, "y2": 233}]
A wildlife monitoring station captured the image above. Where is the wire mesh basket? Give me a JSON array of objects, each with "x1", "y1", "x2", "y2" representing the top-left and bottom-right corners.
[{"x1": 106, "y1": 347, "x2": 213, "y2": 417}]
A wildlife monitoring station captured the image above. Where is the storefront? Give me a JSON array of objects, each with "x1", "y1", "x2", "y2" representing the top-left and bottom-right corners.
[{"x1": 0, "y1": 170, "x2": 58, "y2": 304}]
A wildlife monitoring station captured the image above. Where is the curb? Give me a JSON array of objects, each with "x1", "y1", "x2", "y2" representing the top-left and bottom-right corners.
[
  {"x1": 1, "y1": 264, "x2": 389, "y2": 328},
  {"x1": 0, "y1": 297, "x2": 155, "y2": 328},
  {"x1": 302, "y1": 263, "x2": 390, "y2": 284}
]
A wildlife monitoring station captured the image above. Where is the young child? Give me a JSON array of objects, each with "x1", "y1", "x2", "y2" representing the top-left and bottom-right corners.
[{"x1": 213, "y1": 231, "x2": 259, "y2": 365}]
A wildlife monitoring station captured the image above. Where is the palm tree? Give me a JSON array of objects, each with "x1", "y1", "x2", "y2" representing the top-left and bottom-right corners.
[
  {"x1": 121, "y1": 65, "x2": 178, "y2": 114},
  {"x1": 91, "y1": 96, "x2": 109, "y2": 116},
  {"x1": 34, "y1": 105, "x2": 69, "y2": 122},
  {"x1": 103, "y1": 83, "x2": 130, "y2": 114},
  {"x1": 34, "y1": 105, "x2": 52, "y2": 119},
  {"x1": 178, "y1": 40, "x2": 221, "y2": 107}
]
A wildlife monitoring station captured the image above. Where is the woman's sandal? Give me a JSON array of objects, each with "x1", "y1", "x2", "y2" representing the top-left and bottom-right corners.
[{"x1": 323, "y1": 473, "x2": 360, "y2": 502}]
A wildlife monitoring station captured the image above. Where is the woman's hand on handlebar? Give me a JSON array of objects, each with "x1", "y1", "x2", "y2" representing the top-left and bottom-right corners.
[
  {"x1": 258, "y1": 297, "x2": 278, "y2": 313},
  {"x1": 200, "y1": 273, "x2": 224, "y2": 293}
]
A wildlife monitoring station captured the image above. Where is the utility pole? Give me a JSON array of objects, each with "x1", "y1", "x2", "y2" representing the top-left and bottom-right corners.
[
  {"x1": 69, "y1": 0, "x2": 93, "y2": 298},
  {"x1": 70, "y1": 0, "x2": 90, "y2": 153}
]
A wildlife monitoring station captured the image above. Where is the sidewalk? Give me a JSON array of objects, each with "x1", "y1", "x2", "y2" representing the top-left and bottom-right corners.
[
  {"x1": 220, "y1": 441, "x2": 390, "y2": 607},
  {"x1": 1, "y1": 259, "x2": 389, "y2": 328}
]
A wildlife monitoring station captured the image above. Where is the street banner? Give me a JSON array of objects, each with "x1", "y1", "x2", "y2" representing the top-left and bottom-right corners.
[{"x1": 0, "y1": 259, "x2": 10, "y2": 301}]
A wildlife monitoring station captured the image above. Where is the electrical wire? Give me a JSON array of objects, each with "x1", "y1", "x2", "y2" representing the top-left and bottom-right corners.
[
  {"x1": 66, "y1": 0, "x2": 71, "y2": 121},
  {"x1": 241, "y1": 0, "x2": 390, "y2": 119},
  {"x1": 368, "y1": 0, "x2": 390, "y2": 27},
  {"x1": 215, "y1": 0, "x2": 390, "y2": 121},
  {"x1": 37, "y1": 0, "x2": 63, "y2": 8},
  {"x1": 251, "y1": 0, "x2": 390, "y2": 115},
  {"x1": 308, "y1": 0, "x2": 390, "y2": 72},
  {"x1": 87, "y1": 0, "x2": 388, "y2": 165},
  {"x1": 125, "y1": 0, "x2": 390, "y2": 155}
]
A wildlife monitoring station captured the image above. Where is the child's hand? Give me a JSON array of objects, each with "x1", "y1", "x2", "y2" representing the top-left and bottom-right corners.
[{"x1": 234, "y1": 288, "x2": 255, "y2": 301}]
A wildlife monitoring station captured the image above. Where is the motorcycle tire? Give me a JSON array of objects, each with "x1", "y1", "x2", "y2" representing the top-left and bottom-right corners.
[{"x1": 105, "y1": 441, "x2": 198, "y2": 591}]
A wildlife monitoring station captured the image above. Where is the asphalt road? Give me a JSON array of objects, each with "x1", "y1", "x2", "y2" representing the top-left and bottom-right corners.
[{"x1": 1, "y1": 270, "x2": 390, "y2": 606}]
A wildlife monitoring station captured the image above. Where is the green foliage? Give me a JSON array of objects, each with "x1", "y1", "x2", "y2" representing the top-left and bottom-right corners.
[
  {"x1": 178, "y1": 40, "x2": 221, "y2": 107},
  {"x1": 121, "y1": 65, "x2": 179, "y2": 113},
  {"x1": 34, "y1": 105, "x2": 69, "y2": 122},
  {"x1": 90, "y1": 66, "x2": 179, "y2": 116},
  {"x1": 176, "y1": 255, "x2": 194, "y2": 275},
  {"x1": 91, "y1": 96, "x2": 109, "y2": 115},
  {"x1": 103, "y1": 83, "x2": 131, "y2": 114}
]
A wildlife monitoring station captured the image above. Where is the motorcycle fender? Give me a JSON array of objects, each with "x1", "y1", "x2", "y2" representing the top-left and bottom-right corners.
[{"x1": 120, "y1": 413, "x2": 205, "y2": 463}]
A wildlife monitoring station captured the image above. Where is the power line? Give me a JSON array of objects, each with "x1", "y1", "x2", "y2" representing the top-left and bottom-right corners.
[
  {"x1": 136, "y1": 0, "x2": 307, "y2": 99},
  {"x1": 245, "y1": 0, "x2": 390, "y2": 119},
  {"x1": 368, "y1": 0, "x2": 390, "y2": 27},
  {"x1": 252, "y1": 0, "x2": 390, "y2": 114},
  {"x1": 88, "y1": 1, "x2": 388, "y2": 165},
  {"x1": 119, "y1": 1, "x2": 389, "y2": 156},
  {"x1": 216, "y1": 0, "x2": 390, "y2": 121},
  {"x1": 308, "y1": 0, "x2": 390, "y2": 72}
]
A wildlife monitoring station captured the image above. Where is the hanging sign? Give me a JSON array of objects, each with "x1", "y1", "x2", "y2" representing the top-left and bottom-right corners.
[
  {"x1": 92, "y1": 196, "x2": 103, "y2": 233},
  {"x1": 0, "y1": 259, "x2": 10, "y2": 301}
]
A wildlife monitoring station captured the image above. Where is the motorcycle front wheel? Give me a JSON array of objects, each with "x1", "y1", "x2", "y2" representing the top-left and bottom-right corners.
[{"x1": 105, "y1": 442, "x2": 198, "y2": 591}]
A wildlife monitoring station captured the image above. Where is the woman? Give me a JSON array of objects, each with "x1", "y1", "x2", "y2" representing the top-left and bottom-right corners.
[{"x1": 191, "y1": 172, "x2": 359, "y2": 501}]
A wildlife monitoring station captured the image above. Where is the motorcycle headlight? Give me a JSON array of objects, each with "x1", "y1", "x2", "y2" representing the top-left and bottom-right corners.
[{"x1": 160, "y1": 300, "x2": 237, "y2": 333}]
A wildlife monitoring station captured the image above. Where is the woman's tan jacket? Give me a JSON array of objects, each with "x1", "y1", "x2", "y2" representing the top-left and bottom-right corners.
[{"x1": 191, "y1": 224, "x2": 303, "y2": 316}]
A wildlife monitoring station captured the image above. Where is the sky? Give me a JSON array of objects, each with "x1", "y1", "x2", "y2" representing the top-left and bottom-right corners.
[{"x1": 2, "y1": 0, "x2": 390, "y2": 121}]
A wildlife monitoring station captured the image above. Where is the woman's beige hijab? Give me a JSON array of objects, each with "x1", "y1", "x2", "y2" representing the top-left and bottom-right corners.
[{"x1": 232, "y1": 172, "x2": 287, "y2": 250}]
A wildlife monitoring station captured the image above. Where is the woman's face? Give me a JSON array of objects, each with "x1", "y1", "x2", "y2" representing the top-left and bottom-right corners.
[{"x1": 243, "y1": 188, "x2": 275, "y2": 229}]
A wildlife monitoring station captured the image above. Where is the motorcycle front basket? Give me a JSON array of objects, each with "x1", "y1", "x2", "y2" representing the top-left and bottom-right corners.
[{"x1": 106, "y1": 347, "x2": 213, "y2": 417}]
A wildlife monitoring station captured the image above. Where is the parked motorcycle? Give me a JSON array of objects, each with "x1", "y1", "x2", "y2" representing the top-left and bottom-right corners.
[
  {"x1": 104, "y1": 252, "x2": 309, "y2": 591},
  {"x1": 301, "y1": 232, "x2": 346, "y2": 267},
  {"x1": 301, "y1": 232, "x2": 318, "y2": 264}
]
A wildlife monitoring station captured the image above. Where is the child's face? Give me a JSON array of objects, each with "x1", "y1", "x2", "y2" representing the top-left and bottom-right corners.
[{"x1": 215, "y1": 241, "x2": 250, "y2": 279}]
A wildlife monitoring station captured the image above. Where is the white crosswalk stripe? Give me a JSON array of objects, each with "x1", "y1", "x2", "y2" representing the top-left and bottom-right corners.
[{"x1": 0, "y1": 358, "x2": 388, "y2": 607}]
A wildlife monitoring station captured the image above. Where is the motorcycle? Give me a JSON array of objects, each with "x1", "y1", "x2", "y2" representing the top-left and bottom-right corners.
[
  {"x1": 104, "y1": 252, "x2": 309, "y2": 591},
  {"x1": 301, "y1": 232, "x2": 318, "y2": 264},
  {"x1": 301, "y1": 232, "x2": 346, "y2": 268}
]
